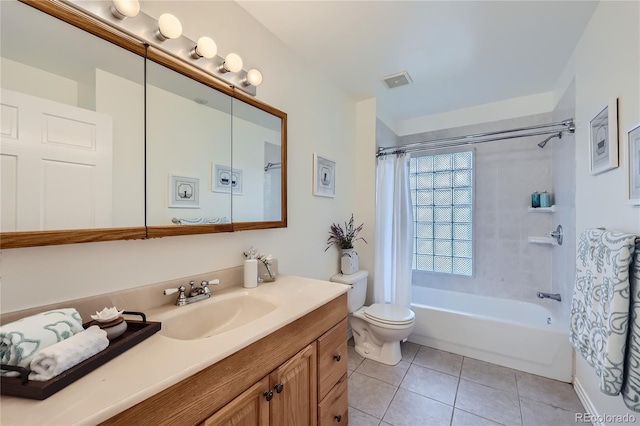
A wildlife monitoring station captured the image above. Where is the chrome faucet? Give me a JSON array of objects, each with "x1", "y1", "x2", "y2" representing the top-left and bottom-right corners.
[
  {"x1": 164, "y1": 279, "x2": 219, "y2": 306},
  {"x1": 537, "y1": 292, "x2": 561, "y2": 302}
]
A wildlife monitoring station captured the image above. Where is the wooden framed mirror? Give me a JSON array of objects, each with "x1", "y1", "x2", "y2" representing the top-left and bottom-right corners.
[{"x1": 0, "y1": 0, "x2": 287, "y2": 248}]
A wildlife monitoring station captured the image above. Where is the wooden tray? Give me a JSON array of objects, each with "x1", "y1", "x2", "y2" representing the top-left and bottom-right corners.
[{"x1": 1, "y1": 311, "x2": 161, "y2": 400}]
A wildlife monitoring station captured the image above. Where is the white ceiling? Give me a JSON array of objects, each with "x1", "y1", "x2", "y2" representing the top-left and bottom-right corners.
[{"x1": 237, "y1": 1, "x2": 598, "y2": 126}]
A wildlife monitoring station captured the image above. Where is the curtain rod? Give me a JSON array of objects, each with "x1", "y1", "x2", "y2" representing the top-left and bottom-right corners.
[{"x1": 376, "y1": 119, "x2": 575, "y2": 157}]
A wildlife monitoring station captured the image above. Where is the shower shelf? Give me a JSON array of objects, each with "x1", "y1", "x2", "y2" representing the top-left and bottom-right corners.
[
  {"x1": 528, "y1": 236, "x2": 556, "y2": 245},
  {"x1": 528, "y1": 206, "x2": 555, "y2": 213}
]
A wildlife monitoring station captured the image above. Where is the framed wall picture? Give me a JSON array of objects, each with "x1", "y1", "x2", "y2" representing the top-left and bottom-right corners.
[
  {"x1": 169, "y1": 175, "x2": 199, "y2": 208},
  {"x1": 313, "y1": 153, "x2": 335, "y2": 198},
  {"x1": 627, "y1": 123, "x2": 640, "y2": 205},
  {"x1": 212, "y1": 163, "x2": 243, "y2": 195},
  {"x1": 589, "y1": 98, "x2": 619, "y2": 175}
]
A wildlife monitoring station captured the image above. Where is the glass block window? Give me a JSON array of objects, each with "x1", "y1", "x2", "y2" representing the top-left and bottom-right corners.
[{"x1": 410, "y1": 150, "x2": 473, "y2": 276}]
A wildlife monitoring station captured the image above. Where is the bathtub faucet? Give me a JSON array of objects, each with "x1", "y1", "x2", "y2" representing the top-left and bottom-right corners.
[{"x1": 537, "y1": 292, "x2": 561, "y2": 302}]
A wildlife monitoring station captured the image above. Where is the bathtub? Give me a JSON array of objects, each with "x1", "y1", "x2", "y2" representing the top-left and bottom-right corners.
[{"x1": 408, "y1": 286, "x2": 573, "y2": 382}]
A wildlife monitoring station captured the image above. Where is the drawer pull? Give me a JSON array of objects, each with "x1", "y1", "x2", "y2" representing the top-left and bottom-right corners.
[
  {"x1": 274, "y1": 383, "x2": 284, "y2": 393},
  {"x1": 334, "y1": 414, "x2": 342, "y2": 422},
  {"x1": 333, "y1": 354, "x2": 341, "y2": 362},
  {"x1": 263, "y1": 390, "x2": 273, "y2": 401}
]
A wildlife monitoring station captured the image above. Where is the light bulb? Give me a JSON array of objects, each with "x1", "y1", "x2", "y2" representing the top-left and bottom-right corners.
[
  {"x1": 245, "y1": 69, "x2": 263, "y2": 87},
  {"x1": 221, "y1": 53, "x2": 243, "y2": 73},
  {"x1": 111, "y1": 0, "x2": 140, "y2": 19},
  {"x1": 191, "y1": 36, "x2": 217, "y2": 59},
  {"x1": 155, "y1": 13, "x2": 182, "y2": 41}
]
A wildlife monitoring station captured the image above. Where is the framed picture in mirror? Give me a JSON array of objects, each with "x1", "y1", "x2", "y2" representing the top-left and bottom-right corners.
[
  {"x1": 589, "y1": 98, "x2": 618, "y2": 175},
  {"x1": 169, "y1": 175, "x2": 200, "y2": 208},
  {"x1": 627, "y1": 123, "x2": 640, "y2": 205},
  {"x1": 212, "y1": 164, "x2": 243, "y2": 195},
  {"x1": 313, "y1": 153, "x2": 335, "y2": 198}
]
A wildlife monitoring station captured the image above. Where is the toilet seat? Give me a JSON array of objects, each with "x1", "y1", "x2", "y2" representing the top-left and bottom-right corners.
[{"x1": 364, "y1": 303, "x2": 415, "y2": 326}]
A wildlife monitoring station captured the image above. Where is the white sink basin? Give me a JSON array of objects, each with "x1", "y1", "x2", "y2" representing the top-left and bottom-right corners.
[{"x1": 156, "y1": 291, "x2": 280, "y2": 340}]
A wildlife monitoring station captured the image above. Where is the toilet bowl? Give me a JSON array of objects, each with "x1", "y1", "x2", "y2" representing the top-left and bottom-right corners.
[{"x1": 330, "y1": 270, "x2": 415, "y2": 366}]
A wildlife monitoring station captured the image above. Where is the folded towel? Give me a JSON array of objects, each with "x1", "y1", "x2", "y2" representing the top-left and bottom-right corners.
[
  {"x1": 1, "y1": 308, "x2": 84, "y2": 376},
  {"x1": 570, "y1": 229, "x2": 637, "y2": 396},
  {"x1": 623, "y1": 244, "x2": 640, "y2": 411},
  {"x1": 29, "y1": 326, "x2": 108, "y2": 381},
  {"x1": 171, "y1": 217, "x2": 230, "y2": 225}
]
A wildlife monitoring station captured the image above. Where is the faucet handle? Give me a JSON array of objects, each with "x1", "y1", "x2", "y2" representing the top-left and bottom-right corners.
[
  {"x1": 164, "y1": 285, "x2": 187, "y2": 306},
  {"x1": 164, "y1": 285, "x2": 186, "y2": 295},
  {"x1": 200, "y1": 279, "x2": 219, "y2": 295}
]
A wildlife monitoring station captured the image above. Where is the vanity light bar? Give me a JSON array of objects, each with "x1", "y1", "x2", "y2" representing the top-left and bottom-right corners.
[{"x1": 66, "y1": 0, "x2": 260, "y2": 95}]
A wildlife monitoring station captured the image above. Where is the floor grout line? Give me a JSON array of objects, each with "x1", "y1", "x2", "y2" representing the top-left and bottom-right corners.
[{"x1": 351, "y1": 341, "x2": 582, "y2": 425}]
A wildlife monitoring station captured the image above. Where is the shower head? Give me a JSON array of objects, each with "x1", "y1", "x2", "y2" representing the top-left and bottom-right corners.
[{"x1": 537, "y1": 132, "x2": 563, "y2": 148}]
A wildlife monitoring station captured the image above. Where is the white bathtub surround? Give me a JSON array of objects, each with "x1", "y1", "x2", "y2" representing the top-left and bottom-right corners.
[
  {"x1": 374, "y1": 153, "x2": 413, "y2": 308},
  {"x1": 401, "y1": 113, "x2": 554, "y2": 305},
  {"x1": 551, "y1": 80, "x2": 577, "y2": 322},
  {"x1": 570, "y1": 228, "x2": 640, "y2": 410},
  {"x1": 409, "y1": 286, "x2": 572, "y2": 382}
]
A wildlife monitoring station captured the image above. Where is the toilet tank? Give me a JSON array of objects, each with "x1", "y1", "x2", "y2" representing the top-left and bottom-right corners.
[{"x1": 330, "y1": 270, "x2": 369, "y2": 313}]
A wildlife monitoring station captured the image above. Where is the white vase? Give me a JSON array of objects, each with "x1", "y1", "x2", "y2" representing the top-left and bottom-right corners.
[{"x1": 341, "y1": 248, "x2": 359, "y2": 275}]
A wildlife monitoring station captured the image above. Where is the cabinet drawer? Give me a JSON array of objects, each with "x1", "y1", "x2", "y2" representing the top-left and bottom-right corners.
[
  {"x1": 318, "y1": 374, "x2": 348, "y2": 426},
  {"x1": 317, "y1": 318, "x2": 348, "y2": 401}
]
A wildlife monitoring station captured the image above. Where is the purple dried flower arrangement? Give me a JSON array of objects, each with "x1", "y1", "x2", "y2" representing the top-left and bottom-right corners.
[{"x1": 325, "y1": 214, "x2": 367, "y2": 251}]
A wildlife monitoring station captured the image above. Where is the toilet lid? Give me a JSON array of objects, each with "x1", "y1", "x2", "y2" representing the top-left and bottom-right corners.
[{"x1": 364, "y1": 303, "x2": 415, "y2": 325}]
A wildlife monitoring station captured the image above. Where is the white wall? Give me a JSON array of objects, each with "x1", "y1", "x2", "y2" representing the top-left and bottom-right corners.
[
  {"x1": 0, "y1": 58, "x2": 78, "y2": 106},
  {"x1": 232, "y1": 116, "x2": 281, "y2": 223},
  {"x1": 95, "y1": 69, "x2": 145, "y2": 227},
  {"x1": 1, "y1": 1, "x2": 358, "y2": 313},
  {"x1": 556, "y1": 1, "x2": 640, "y2": 420},
  {"x1": 396, "y1": 92, "x2": 555, "y2": 137},
  {"x1": 355, "y1": 98, "x2": 377, "y2": 304},
  {"x1": 146, "y1": 83, "x2": 232, "y2": 225}
]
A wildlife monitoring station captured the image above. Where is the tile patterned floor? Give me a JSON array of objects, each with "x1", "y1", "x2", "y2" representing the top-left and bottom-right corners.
[{"x1": 347, "y1": 340, "x2": 584, "y2": 426}]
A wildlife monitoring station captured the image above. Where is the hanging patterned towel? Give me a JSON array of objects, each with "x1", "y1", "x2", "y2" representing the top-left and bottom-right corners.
[
  {"x1": 570, "y1": 229, "x2": 637, "y2": 396},
  {"x1": 622, "y1": 244, "x2": 640, "y2": 411},
  {"x1": 0, "y1": 308, "x2": 84, "y2": 376}
]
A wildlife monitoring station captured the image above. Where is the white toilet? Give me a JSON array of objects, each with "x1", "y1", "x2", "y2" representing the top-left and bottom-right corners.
[{"x1": 330, "y1": 270, "x2": 415, "y2": 366}]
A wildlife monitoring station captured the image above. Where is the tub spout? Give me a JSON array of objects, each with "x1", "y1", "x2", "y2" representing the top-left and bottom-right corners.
[{"x1": 537, "y1": 292, "x2": 561, "y2": 302}]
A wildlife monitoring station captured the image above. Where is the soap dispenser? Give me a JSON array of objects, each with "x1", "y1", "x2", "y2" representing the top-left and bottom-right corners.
[{"x1": 244, "y1": 247, "x2": 258, "y2": 288}]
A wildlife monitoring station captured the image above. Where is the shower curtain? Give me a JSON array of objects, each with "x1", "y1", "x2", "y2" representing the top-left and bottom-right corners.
[{"x1": 374, "y1": 153, "x2": 414, "y2": 309}]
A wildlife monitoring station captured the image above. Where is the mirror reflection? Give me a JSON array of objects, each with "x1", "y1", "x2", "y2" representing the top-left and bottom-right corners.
[
  {"x1": 145, "y1": 60, "x2": 232, "y2": 227},
  {"x1": 231, "y1": 98, "x2": 282, "y2": 223},
  {"x1": 0, "y1": 1, "x2": 145, "y2": 232}
]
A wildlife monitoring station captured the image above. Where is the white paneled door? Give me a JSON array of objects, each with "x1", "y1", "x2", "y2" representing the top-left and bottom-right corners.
[{"x1": 0, "y1": 89, "x2": 113, "y2": 231}]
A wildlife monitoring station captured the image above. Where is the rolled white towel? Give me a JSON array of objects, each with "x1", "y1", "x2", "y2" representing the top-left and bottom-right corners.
[
  {"x1": 28, "y1": 326, "x2": 109, "y2": 381},
  {"x1": 1, "y1": 308, "x2": 84, "y2": 375}
]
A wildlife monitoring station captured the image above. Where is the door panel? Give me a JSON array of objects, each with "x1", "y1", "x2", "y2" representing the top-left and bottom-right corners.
[
  {"x1": 202, "y1": 377, "x2": 269, "y2": 426},
  {"x1": 270, "y1": 343, "x2": 317, "y2": 426}
]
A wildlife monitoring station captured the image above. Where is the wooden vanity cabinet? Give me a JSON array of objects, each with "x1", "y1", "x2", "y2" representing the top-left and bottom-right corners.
[
  {"x1": 203, "y1": 343, "x2": 316, "y2": 426},
  {"x1": 102, "y1": 293, "x2": 347, "y2": 426}
]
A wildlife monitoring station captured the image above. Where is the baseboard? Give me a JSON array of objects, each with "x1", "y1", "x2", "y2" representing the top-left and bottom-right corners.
[{"x1": 574, "y1": 377, "x2": 603, "y2": 426}]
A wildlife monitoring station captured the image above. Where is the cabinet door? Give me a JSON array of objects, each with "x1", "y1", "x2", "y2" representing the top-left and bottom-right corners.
[
  {"x1": 202, "y1": 377, "x2": 270, "y2": 426},
  {"x1": 270, "y1": 343, "x2": 317, "y2": 426}
]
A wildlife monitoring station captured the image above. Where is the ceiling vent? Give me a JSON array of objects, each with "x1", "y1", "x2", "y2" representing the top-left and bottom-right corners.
[{"x1": 381, "y1": 71, "x2": 413, "y2": 89}]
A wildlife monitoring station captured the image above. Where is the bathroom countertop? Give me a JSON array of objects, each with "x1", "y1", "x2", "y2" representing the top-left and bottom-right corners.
[{"x1": 0, "y1": 275, "x2": 350, "y2": 426}]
